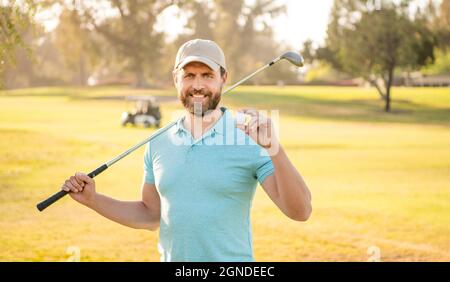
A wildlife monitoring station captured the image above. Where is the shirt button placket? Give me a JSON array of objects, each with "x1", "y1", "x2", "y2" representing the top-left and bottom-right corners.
[{"x1": 186, "y1": 136, "x2": 196, "y2": 162}]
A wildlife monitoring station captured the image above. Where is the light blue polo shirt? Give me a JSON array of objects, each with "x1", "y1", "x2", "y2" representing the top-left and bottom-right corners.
[{"x1": 143, "y1": 107, "x2": 274, "y2": 262}]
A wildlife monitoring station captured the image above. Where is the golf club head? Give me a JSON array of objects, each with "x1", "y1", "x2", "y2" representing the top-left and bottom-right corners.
[{"x1": 280, "y1": 51, "x2": 304, "y2": 67}]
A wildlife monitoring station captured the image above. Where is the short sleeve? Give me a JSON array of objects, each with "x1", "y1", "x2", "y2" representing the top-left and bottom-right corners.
[
  {"x1": 143, "y1": 143, "x2": 155, "y2": 184},
  {"x1": 255, "y1": 148, "x2": 275, "y2": 184}
]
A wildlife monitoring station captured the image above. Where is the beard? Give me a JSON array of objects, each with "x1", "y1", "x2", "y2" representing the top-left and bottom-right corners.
[{"x1": 180, "y1": 88, "x2": 222, "y2": 117}]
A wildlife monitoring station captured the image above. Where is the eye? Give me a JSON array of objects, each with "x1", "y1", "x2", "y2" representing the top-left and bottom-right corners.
[
  {"x1": 203, "y1": 73, "x2": 214, "y2": 79},
  {"x1": 184, "y1": 73, "x2": 194, "y2": 79}
]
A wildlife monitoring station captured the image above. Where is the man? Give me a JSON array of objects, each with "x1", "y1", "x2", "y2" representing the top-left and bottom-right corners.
[{"x1": 61, "y1": 39, "x2": 312, "y2": 262}]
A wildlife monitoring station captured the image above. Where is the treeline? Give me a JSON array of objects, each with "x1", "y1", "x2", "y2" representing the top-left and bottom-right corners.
[
  {"x1": 300, "y1": 0, "x2": 450, "y2": 111},
  {"x1": 1, "y1": 0, "x2": 449, "y2": 98},
  {"x1": 1, "y1": 0, "x2": 299, "y2": 89}
]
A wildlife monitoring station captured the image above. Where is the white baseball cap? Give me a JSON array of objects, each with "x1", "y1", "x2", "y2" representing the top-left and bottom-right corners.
[{"x1": 174, "y1": 39, "x2": 227, "y2": 72}]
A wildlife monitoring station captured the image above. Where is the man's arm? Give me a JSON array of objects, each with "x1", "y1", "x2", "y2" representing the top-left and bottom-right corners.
[
  {"x1": 89, "y1": 183, "x2": 161, "y2": 230},
  {"x1": 261, "y1": 145, "x2": 312, "y2": 221},
  {"x1": 237, "y1": 109, "x2": 312, "y2": 222},
  {"x1": 62, "y1": 173, "x2": 160, "y2": 230}
]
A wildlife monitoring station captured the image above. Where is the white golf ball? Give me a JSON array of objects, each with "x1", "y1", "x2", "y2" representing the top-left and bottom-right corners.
[{"x1": 236, "y1": 112, "x2": 246, "y2": 125}]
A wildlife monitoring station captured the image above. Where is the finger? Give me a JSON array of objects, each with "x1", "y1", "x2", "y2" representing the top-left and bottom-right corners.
[
  {"x1": 69, "y1": 176, "x2": 83, "y2": 191},
  {"x1": 237, "y1": 125, "x2": 251, "y2": 137},
  {"x1": 241, "y1": 109, "x2": 259, "y2": 118},
  {"x1": 244, "y1": 117, "x2": 257, "y2": 133},
  {"x1": 237, "y1": 108, "x2": 250, "y2": 113},
  {"x1": 249, "y1": 122, "x2": 259, "y2": 139},
  {"x1": 249, "y1": 121, "x2": 259, "y2": 133},
  {"x1": 237, "y1": 123, "x2": 252, "y2": 137},
  {"x1": 75, "y1": 172, "x2": 94, "y2": 185},
  {"x1": 257, "y1": 113, "x2": 269, "y2": 124},
  {"x1": 65, "y1": 180, "x2": 79, "y2": 193},
  {"x1": 237, "y1": 109, "x2": 258, "y2": 121},
  {"x1": 61, "y1": 184, "x2": 70, "y2": 192},
  {"x1": 72, "y1": 174, "x2": 85, "y2": 187},
  {"x1": 238, "y1": 108, "x2": 255, "y2": 113},
  {"x1": 248, "y1": 117, "x2": 259, "y2": 128}
]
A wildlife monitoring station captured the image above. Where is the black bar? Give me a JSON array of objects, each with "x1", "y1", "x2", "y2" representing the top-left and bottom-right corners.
[
  {"x1": 87, "y1": 164, "x2": 108, "y2": 178},
  {"x1": 36, "y1": 190, "x2": 68, "y2": 211},
  {"x1": 0, "y1": 262, "x2": 448, "y2": 281}
]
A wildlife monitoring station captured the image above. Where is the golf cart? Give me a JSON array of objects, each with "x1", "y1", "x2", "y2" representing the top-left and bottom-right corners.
[{"x1": 121, "y1": 96, "x2": 161, "y2": 128}]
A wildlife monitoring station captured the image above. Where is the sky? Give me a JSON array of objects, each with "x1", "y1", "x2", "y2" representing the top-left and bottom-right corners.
[
  {"x1": 272, "y1": 0, "x2": 335, "y2": 48},
  {"x1": 271, "y1": 0, "x2": 436, "y2": 49}
]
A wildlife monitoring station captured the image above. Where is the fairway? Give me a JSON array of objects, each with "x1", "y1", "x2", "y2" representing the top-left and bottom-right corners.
[{"x1": 0, "y1": 86, "x2": 449, "y2": 261}]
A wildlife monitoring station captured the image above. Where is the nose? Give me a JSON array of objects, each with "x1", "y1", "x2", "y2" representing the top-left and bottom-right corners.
[{"x1": 193, "y1": 76, "x2": 205, "y2": 91}]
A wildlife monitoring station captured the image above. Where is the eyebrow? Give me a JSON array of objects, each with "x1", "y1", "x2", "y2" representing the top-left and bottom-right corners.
[{"x1": 183, "y1": 70, "x2": 215, "y2": 75}]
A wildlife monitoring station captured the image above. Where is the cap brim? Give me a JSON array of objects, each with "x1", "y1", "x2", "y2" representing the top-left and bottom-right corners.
[{"x1": 176, "y1": 56, "x2": 220, "y2": 71}]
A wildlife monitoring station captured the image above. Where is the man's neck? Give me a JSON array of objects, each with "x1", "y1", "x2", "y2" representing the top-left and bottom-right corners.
[{"x1": 183, "y1": 107, "x2": 223, "y2": 140}]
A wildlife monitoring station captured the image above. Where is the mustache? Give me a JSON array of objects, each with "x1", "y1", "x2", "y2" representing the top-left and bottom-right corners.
[{"x1": 186, "y1": 89, "x2": 213, "y2": 97}]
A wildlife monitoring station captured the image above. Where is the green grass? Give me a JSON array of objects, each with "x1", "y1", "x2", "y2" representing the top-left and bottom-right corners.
[{"x1": 0, "y1": 85, "x2": 449, "y2": 261}]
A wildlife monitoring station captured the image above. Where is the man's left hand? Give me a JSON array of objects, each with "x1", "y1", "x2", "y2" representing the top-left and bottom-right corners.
[{"x1": 236, "y1": 109, "x2": 277, "y2": 149}]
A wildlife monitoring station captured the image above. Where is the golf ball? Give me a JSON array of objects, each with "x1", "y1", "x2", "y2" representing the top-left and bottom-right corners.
[{"x1": 236, "y1": 112, "x2": 251, "y2": 125}]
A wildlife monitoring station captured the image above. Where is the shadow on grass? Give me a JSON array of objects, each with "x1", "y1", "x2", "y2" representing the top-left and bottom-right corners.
[{"x1": 223, "y1": 91, "x2": 450, "y2": 126}]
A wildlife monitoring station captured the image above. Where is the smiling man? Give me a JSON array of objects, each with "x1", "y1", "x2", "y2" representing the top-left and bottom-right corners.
[{"x1": 61, "y1": 39, "x2": 312, "y2": 262}]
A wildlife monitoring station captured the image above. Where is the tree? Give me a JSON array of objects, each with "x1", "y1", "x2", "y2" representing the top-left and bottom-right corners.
[
  {"x1": 79, "y1": 0, "x2": 182, "y2": 87},
  {"x1": 178, "y1": 0, "x2": 286, "y2": 83},
  {"x1": 54, "y1": 7, "x2": 100, "y2": 86},
  {"x1": 184, "y1": 0, "x2": 213, "y2": 39},
  {"x1": 301, "y1": 40, "x2": 315, "y2": 65},
  {"x1": 0, "y1": 0, "x2": 37, "y2": 88},
  {"x1": 435, "y1": 0, "x2": 450, "y2": 49},
  {"x1": 213, "y1": 0, "x2": 285, "y2": 81},
  {"x1": 318, "y1": 0, "x2": 437, "y2": 112}
]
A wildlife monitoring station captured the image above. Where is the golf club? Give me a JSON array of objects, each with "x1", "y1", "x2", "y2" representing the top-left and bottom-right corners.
[{"x1": 36, "y1": 51, "x2": 304, "y2": 212}]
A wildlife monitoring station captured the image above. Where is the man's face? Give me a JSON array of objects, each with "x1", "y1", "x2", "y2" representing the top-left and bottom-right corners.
[{"x1": 173, "y1": 62, "x2": 227, "y2": 116}]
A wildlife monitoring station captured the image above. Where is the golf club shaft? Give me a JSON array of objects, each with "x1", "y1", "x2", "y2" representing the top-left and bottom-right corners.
[
  {"x1": 36, "y1": 124, "x2": 176, "y2": 211},
  {"x1": 222, "y1": 58, "x2": 281, "y2": 95},
  {"x1": 37, "y1": 54, "x2": 286, "y2": 212}
]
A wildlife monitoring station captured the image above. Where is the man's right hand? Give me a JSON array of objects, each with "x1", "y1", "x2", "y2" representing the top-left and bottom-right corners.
[{"x1": 61, "y1": 172, "x2": 96, "y2": 207}]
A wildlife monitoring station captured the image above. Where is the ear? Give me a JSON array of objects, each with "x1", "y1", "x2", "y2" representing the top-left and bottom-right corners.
[{"x1": 221, "y1": 71, "x2": 228, "y2": 84}]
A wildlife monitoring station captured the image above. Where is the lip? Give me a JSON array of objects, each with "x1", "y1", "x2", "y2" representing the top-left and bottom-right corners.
[{"x1": 188, "y1": 94, "x2": 209, "y2": 98}]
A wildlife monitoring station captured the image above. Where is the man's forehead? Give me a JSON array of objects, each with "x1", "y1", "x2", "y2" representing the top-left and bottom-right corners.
[{"x1": 182, "y1": 61, "x2": 214, "y2": 72}]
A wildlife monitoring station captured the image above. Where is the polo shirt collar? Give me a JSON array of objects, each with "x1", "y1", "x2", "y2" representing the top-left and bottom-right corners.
[
  {"x1": 174, "y1": 116, "x2": 186, "y2": 135},
  {"x1": 174, "y1": 107, "x2": 230, "y2": 137}
]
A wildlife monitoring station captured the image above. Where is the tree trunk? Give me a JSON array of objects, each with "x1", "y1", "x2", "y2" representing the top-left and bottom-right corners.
[
  {"x1": 78, "y1": 55, "x2": 86, "y2": 86},
  {"x1": 134, "y1": 67, "x2": 147, "y2": 88},
  {"x1": 385, "y1": 85, "x2": 391, "y2": 112},
  {"x1": 367, "y1": 77, "x2": 386, "y2": 100},
  {"x1": 384, "y1": 67, "x2": 394, "y2": 112}
]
